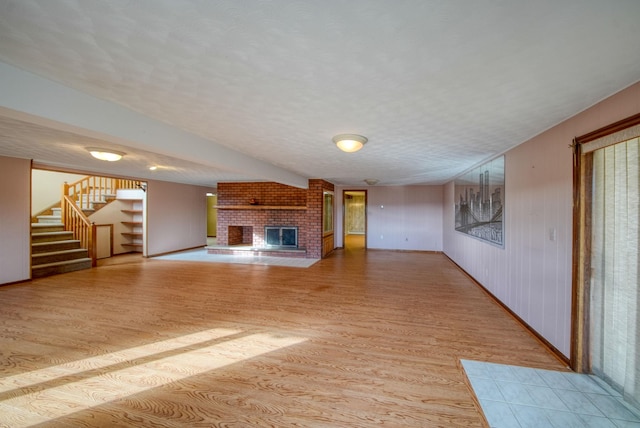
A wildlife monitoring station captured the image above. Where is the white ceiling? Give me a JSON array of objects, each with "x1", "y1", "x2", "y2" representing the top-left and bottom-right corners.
[{"x1": 0, "y1": 0, "x2": 639, "y2": 188}]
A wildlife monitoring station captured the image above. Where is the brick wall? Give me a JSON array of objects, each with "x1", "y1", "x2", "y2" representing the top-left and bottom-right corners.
[
  {"x1": 217, "y1": 182, "x2": 307, "y2": 206},
  {"x1": 216, "y1": 180, "x2": 334, "y2": 258}
]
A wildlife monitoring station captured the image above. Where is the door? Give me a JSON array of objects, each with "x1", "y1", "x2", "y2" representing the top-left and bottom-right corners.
[{"x1": 573, "y1": 115, "x2": 640, "y2": 411}]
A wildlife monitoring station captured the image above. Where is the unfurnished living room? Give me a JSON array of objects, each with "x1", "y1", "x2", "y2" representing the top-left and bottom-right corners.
[{"x1": 1, "y1": 2, "x2": 640, "y2": 427}]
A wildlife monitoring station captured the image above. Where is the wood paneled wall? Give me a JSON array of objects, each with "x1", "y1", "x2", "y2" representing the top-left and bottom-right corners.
[{"x1": 443, "y1": 81, "x2": 640, "y2": 359}]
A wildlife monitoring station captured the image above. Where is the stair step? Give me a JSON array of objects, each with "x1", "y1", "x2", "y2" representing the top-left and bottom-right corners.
[
  {"x1": 32, "y1": 258, "x2": 92, "y2": 278},
  {"x1": 32, "y1": 239, "x2": 81, "y2": 253},
  {"x1": 31, "y1": 223, "x2": 64, "y2": 233},
  {"x1": 32, "y1": 248, "x2": 89, "y2": 266},
  {"x1": 31, "y1": 231, "x2": 74, "y2": 243},
  {"x1": 36, "y1": 215, "x2": 62, "y2": 223}
]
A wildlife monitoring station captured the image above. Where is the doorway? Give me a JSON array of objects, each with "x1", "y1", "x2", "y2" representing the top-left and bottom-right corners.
[
  {"x1": 573, "y1": 114, "x2": 640, "y2": 411},
  {"x1": 31, "y1": 168, "x2": 147, "y2": 261},
  {"x1": 343, "y1": 190, "x2": 367, "y2": 250},
  {"x1": 206, "y1": 192, "x2": 217, "y2": 246}
]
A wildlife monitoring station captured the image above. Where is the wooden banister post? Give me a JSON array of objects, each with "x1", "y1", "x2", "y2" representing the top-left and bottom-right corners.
[
  {"x1": 61, "y1": 183, "x2": 69, "y2": 229},
  {"x1": 90, "y1": 223, "x2": 97, "y2": 267}
]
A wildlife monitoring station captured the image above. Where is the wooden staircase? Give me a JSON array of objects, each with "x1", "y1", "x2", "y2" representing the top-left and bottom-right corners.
[
  {"x1": 31, "y1": 210, "x2": 92, "y2": 278},
  {"x1": 31, "y1": 176, "x2": 141, "y2": 279}
]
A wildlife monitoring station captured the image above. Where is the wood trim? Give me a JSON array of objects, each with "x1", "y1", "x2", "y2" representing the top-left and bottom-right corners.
[
  {"x1": 29, "y1": 159, "x2": 33, "y2": 277},
  {"x1": 90, "y1": 223, "x2": 97, "y2": 267},
  {"x1": 570, "y1": 140, "x2": 582, "y2": 371},
  {"x1": 574, "y1": 112, "x2": 640, "y2": 144},
  {"x1": 342, "y1": 189, "x2": 368, "y2": 249},
  {"x1": 570, "y1": 140, "x2": 594, "y2": 372},
  {"x1": 322, "y1": 233, "x2": 334, "y2": 258},
  {"x1": 445, "y1": 255, "x2": 571, "y2": 367}
]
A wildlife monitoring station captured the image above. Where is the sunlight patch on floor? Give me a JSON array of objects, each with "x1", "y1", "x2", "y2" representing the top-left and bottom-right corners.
[{"x1": 0, "y1": 329, "x2": 307, "y2": 427}]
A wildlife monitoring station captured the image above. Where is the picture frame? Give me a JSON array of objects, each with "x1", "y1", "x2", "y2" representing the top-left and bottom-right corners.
[{"x1": 454, "y1": 156, "x2": 505, "y2": 247}]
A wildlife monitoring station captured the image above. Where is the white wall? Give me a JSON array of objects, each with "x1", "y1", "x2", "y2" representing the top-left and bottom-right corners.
[
  {"x1": 335, "y1": 185, "x2": 444, "y2": 251},
  {"x1": 146, "y1": 180, "x2": 211, "y2": 256},
  {"x1": 0, "y1": 155, "x2": 31, "y2": 284},
  {"x1": 88, "y1": 197, "x2": 141, "y2": 255},
  {"x1": 31, "y1": 170, "x2": 84, "y2": 215},
  {"x1": 443, "y1": 81, "x2": 640, "y2": 358}
]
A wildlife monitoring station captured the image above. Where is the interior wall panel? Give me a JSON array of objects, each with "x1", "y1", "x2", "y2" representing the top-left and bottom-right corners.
[
  {"x1": 334, "y1": 185, "x2": 444, "y2": 250},
  {"x1": 146, "y1": 180, "x2": 212, "y2": 256},
  {"x1": 443, "y1": 81, "x2": 640, "y2": 358},
  {"x1": 0, "y1": 155, "x2": 31, "y2": 284}
]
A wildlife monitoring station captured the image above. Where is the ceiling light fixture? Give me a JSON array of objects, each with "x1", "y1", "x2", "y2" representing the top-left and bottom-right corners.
[
  {"x1": 87, "y1": 147, "x2": 125, "y2": 162},
  {"x1": 332, "y1": 134, "x2": 368, "y2": 153},
  {"x1": 364, "y1": 179, "x2": 379, "y2": 185}
]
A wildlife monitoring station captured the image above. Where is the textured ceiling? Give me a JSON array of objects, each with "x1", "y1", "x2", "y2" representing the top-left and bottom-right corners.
[{"x1": 0, "y1": 0, "x2": 639, "y2": 188}]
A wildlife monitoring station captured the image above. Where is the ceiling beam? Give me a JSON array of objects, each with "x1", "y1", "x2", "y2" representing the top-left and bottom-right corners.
[{"x1": 0, "y1": 61, "x2": 309, "y2": 189}]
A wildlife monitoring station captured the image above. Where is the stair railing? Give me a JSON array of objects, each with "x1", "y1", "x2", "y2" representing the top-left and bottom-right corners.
[
  {"x1": 63, "y1": 176, "x2": 141, "y2": 210},
  {"x1": 60, "y1": 176, "x2": 141, "y2": 267},
  {"x1": 61, "y1": 195, "x2": 97, "y2": 267}
]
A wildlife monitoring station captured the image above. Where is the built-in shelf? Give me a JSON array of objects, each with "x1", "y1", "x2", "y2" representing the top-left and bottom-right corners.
[
  {"x1": 120, "y1": 199, "x2": 143, "y2": 253},
  {"x1": 214, "y1": 205, "x2": 307, "y2": 210},
  {"x1": 121, "y1": 232, "x2": 143, "y2": 238}
]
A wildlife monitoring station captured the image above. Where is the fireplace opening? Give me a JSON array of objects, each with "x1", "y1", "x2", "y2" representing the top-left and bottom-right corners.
[
  {"x1": 228, "y1": 226, "x2": 253, "y2": 246},
  {"x1": 265, "y1": 226, "x2": 298, "y2": 247}
]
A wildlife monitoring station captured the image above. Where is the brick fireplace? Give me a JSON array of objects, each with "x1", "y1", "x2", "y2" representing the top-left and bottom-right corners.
[{"x1": 211, "y1": 179, "x2": 334, "y2": 258}]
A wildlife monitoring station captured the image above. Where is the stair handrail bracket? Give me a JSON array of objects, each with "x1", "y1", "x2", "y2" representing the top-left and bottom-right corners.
[{"x1": 61, "y1": 195, "x2": 97, "y2": 267}]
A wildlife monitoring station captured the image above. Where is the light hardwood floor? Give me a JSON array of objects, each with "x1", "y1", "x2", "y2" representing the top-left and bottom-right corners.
[{"x1": 0, "y1": 240, "x2": 566, "y2": 427}]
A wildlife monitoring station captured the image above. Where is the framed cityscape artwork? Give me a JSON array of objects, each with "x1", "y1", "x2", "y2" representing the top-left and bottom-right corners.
[{"x1": 454, "y1": 155, "x2": 504, "y2": 247}]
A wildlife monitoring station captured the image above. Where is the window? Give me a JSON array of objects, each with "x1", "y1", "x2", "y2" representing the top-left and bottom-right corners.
[{"x1": 323, "y1": 191, "x2": 334, "y2": 234}]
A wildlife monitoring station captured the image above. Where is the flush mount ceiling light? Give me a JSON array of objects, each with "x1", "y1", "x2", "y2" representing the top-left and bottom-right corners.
[
  {"x1": 332, "y1": 134, "x2": 368, "y2": 153},
  {"x1": 87, "y1": 147, "x2": 125, "y2": 162},
  {"x1": 364, "y1": 178, "x2": 379, "y2": 185}
]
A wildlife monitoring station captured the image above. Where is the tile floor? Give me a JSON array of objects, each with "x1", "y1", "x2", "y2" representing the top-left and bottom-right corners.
[
  {"x1": 154, "y1": 248, "x2": 320, "y2": 268},
  {"x1": 461, "y1": 359, "x2": 640, "y2": 428}
]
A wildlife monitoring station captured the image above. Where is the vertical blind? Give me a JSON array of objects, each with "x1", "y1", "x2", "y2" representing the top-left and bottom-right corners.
[{"x1": 590, "y1": 136, "x2": 640, "y2": 408}]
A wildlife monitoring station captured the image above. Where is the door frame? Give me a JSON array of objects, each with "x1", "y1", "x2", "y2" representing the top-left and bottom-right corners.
[
  {"x1": 342, "y1": 189, "x2": 367, "y2": 249},
  {"x1": 571, "y1": 112, "x2": 640, "y2": 371}
]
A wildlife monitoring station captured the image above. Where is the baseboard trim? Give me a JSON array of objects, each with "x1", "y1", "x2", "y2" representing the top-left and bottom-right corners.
[
  {"x1": 444, "y1": 254, "x2": 571, "y2": 369},
  {"x1": 366, "y1": 248, "x2": 443, "y2": 254},
  {"x1": 0, "y1": 278, "x2": 32, "y2": 287},
  {"x1": 148, "y1": 245, "x2": 205, "y2": 258}
]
